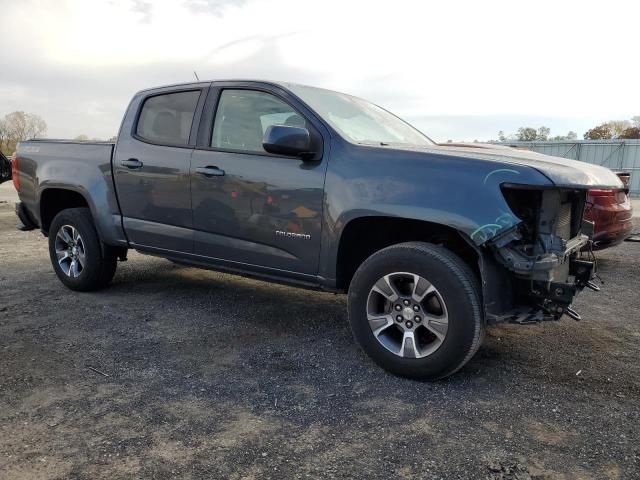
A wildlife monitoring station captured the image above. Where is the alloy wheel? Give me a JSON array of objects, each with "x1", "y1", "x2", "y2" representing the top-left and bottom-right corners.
[
  {"x1": 54, "y1": 225, "x2": 86, "y2": 278},
  {"x1": 366, "y1": 272, "x2": 449, "y2": 358}
]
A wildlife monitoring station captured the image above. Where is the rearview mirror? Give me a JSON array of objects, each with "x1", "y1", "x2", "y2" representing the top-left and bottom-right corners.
[{"x1": 263, "y1": 125, "x2": 312, "y2": 157}]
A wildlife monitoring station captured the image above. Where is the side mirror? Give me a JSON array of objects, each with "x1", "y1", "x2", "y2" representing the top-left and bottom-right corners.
[{"x1": 263, "y1": 125, "x2": 312, "y2": 157}]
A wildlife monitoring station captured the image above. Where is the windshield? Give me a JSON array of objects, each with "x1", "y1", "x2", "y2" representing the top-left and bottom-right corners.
[{"x1": 287, "y1": 84, "x2": 433, "y2": 147}]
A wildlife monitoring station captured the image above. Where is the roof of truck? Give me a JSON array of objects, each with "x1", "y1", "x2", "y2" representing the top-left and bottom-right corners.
[{"x1": 136, "y1": 79, "x2": 295, "y2": 95}]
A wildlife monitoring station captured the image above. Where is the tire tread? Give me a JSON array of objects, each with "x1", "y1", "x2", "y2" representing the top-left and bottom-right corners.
[
  {"x1": 348, "y1": 241, "x2": 484, "y2": 380},
  {"x1": 48, "y1": 208, "x2": 117, "y2": 291}
]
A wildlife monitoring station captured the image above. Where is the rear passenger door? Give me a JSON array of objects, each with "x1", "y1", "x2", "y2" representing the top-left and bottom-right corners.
[{"x1": 113, "y1": 87, "x2": 206, "y2": 253}]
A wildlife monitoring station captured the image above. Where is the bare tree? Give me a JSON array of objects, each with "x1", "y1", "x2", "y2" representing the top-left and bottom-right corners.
[
  {"x1": 0, "y1": 111, "x2": 47, "y2": 154},
  {"x1": 0, "y1": 118, "x2": 8, "y2": 155},
  {"x1": 607, "y1": 120, "x2": 631, "y2": 138},
  {"x1": 4, "y1": 111, "x2": 47, "y2": 140}
]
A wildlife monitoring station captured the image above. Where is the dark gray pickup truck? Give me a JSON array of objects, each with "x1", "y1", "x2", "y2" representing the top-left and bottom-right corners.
[{"x1": 12, "y1": 80, "x2": 622, "y2": 379}]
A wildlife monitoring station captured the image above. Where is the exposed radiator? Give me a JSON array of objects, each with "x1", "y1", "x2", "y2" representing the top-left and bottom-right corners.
[{"x1": 556, "y1": 201, "x2": 573, "y2": 240}]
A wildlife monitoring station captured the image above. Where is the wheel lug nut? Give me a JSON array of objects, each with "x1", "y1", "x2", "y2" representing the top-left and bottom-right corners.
[
  {"x1": 396, "y1": 315, "x2": 403, "y2": 322},
  {"x1": 403, "y1": 299, "x2": 410, "y2": 306},
  {"x1": 405, "y1": 321, "x2": 413, "y2": 328},
  {"x1": 413, "y1": 305, "x2": 420, "y2": 312},
  {"x1": 394, "y1": 304, "x2": 402, "y2": 311},
  {"x1": 414, "y1": 316, "x2": 421, "y2": 323}
]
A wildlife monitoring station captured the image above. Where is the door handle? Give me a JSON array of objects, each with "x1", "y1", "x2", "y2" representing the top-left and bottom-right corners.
[
  {"x1": 196, "y1": 166, "x2": 225, "y2": 177},
  {"x1": 121, "y1": 158, "x2": 143, "y2": 169}
]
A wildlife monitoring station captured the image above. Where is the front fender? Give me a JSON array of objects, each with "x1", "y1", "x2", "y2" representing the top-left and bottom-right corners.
[{"x1": 318, "y1": 142, "x2": 554, "y2": 284}]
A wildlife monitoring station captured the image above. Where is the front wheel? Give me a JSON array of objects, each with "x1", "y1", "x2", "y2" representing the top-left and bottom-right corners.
[
  {"x1": 48, "y1": 208, "x2": 117, "y2": 291},
  {"x1": 348, "y1": 242, "x2": 484, "y2": 380}
]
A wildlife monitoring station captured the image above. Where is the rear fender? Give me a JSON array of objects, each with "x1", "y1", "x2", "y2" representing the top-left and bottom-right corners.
[{"x1": 38, "y1": 182, "x2": 126, "y2": 247}]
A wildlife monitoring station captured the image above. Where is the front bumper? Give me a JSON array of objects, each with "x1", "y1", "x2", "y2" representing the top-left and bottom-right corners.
[
  {"x1": 485, "y1": 226, "x2": 596, "y2": 324},
  {"x1": 488, "y1": 256, "x2": 596, "y2": 324},
  {"x1": 481, "y1": 187, "x2": 602, "y2": 323}
]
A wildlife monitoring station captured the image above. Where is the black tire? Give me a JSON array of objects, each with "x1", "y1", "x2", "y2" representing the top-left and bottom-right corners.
[
  {"x1": 348, "y1": 241, "x2": 484, "y2": 380},
  {"x1": 48, "y1": 208, "x2": 117, "y2": 291}
]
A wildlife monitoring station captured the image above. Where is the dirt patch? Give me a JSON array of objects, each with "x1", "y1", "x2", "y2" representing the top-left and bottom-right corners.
[{"x1": 1, "y1": 200, "x2": 639, "y2": 478}]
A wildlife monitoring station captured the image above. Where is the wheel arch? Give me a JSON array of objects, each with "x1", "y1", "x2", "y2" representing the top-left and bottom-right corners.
[
  {"x1": 37, "y1": 183, "x2": 127, "y2": 248},
  {"x1": 334, "y1": 215, "x2": 482, "y2": 292},
  {"x1": 39, "y1": 187, "x2": 92, "y2": 235}
]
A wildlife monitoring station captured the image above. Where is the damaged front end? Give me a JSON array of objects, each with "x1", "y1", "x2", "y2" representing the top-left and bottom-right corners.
[{"x1": 485, "y1": 186, "x2": 598, "y2": 324}]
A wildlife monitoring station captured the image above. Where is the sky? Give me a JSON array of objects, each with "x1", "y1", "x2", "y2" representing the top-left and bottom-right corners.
[{"x1": 0, "y1": 0, "x2": 638, "y2": 142}]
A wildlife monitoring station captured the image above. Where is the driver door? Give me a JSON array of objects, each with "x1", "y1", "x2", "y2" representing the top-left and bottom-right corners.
[{"x1": 190, "y1": 87, "x2": 327, "y2": 276}]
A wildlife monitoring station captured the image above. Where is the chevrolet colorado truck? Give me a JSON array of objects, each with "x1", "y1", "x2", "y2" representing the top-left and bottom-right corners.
[{"x1": 12, "y1": 80, "x2": 622, "y2": 379}]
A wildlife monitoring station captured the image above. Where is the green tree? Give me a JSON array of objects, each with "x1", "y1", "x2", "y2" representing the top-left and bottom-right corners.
[
  {"x1": 517, "y1": 127, "x2": 538, "y2": 141},
  {"x1": 550, "y1": 131, "x2": 578, "y2": 141},
  {"x1": 536, "y1": 126, "x2": 550, "y2": 141}
]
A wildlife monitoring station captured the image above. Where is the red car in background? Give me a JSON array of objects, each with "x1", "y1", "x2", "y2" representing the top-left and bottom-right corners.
[{"x1": 584, "y1": 172, "x2": 633, "y2": 250}]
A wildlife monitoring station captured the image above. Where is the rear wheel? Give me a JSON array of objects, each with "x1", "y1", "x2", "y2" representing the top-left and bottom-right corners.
[
  {"x1": 48, "y1": 208, "x2": 117, "y2": 291},
  {"x1": 348, "y1": 241, "x2": 483, "y2": 380}
]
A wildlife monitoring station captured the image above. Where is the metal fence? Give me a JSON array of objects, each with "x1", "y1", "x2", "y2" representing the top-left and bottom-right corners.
[{"x1": 500, "y1": 140, "x2": 640, "y2": 196}]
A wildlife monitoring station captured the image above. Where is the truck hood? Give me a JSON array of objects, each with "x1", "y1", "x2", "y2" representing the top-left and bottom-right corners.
[{"x1": 415, "y1": 143, "x2": 623, "y2": 190}]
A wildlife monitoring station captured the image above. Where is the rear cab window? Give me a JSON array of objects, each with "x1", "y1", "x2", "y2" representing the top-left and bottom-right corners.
[{"x1": 136, "y1": 90, "x2": 201, "y2": 146}]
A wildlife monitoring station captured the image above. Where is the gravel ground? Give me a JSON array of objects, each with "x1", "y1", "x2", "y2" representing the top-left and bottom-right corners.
[{"x1": 1, "y1": 183, "x2": 639, "y2": 479}]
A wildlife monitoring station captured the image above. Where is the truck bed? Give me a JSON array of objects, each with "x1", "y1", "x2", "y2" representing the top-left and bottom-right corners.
[{"x1": 16, "y1": 139, "x2": 126, "y2": 246}]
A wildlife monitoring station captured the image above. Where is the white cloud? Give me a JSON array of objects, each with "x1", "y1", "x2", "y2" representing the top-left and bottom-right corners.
[{"x1": 0, "y1": 0, "x2": 638, "y2": 140}]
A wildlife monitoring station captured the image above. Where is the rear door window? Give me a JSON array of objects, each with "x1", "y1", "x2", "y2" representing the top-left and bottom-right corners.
[{"x1": 136, "y1": 90, "x2": 201, "y2": 146}]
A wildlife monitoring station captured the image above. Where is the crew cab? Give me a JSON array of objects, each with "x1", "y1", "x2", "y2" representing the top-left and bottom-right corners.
[{"x1": 11, "y1": 80, "x2": 623, "y2": 379}]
